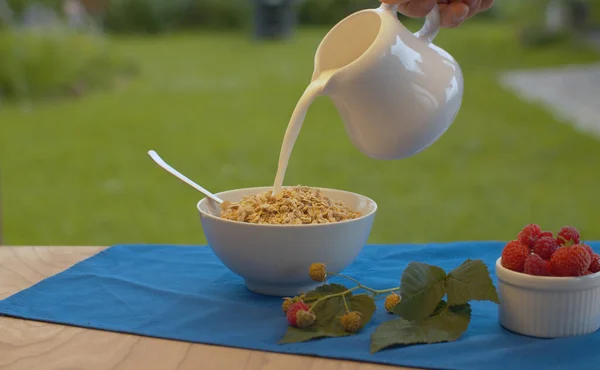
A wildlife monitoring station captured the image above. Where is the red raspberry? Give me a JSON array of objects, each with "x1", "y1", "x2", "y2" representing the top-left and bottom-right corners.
[
  {"x1": 532, "y1": 236, "x2": 559, "y2": 260},
  {"x1": 550, "y1": 244, "x2": 592, "y2": 277},
  {"x1": 501, "y1": 240, "x2": 531, "y2": 272},
  {"x1": 286, "y1": 301, "x2": 310, "y2": 327},
  {"x1": 582, "y1": 244, "x2": 595, "y2": 259},
  {"x1": 539, "y1": 231, "x2": 554, "y2": 239},
  {"x1": 557, "y1": 226, "x2": 580, "y2": 246},
  {"x1": 517, "y1": 224, "x2": 542, "y2": 247},
  {"x1": 524, "y1": 254, "x2": 552, "y2": 276},
  {"x1": 589, "y1": 253, "x2": 600, "y2": 273},
  {"x1": 584, "y1": 270, "x2": 594, "y2": 275}
]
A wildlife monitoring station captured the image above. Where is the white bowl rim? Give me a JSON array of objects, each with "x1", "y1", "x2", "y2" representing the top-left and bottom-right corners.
[
  {"x1": 495, "y1": 257, "x2": 600, "y2": 290},
  {"x1": 196, "y1": 186, "x2": 378, "y2": 228}
]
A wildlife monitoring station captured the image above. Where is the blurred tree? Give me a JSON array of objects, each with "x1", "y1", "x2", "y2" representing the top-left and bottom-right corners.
[
  {"x1": 545, "y1": 0, "x2": 591, "y2": 32},
  {"x1": 6, "y1": 0, "x2": 62, "y2": 14},
  {"x1": 0, "y1": 0, "x2": 15, "y2": 28},
  {"x1": 103, "y1": 0, "x2": 248, "y2": 33},
  {"x1": 80, "y1": 0, "x2": 106, "y2": 15},
  {"x1": 184, "y1": 0, "x2": 249, "y2": 30},
  {"x1": 297, "y1": 0, "x2": 399, "y2": 26},
  {"x1": 79, "y1": 0, "x2": 107, "y2": 26},
  {"x1": 496, "y1": 0, "x2": 597, "y2": 47}
]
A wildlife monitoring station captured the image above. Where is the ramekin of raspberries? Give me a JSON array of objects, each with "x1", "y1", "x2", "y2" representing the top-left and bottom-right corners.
[
  {"x1": 495, "y1": 224, "x2": 600, "y2": 339},
  {"x1": 501, "y1": 224, "x2": 599, "y2": 277}
]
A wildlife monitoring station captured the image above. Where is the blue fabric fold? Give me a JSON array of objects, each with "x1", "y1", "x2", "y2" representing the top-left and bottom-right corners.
[{"x1": 1, "y1": 242, "x2": 599, "y2": 370}]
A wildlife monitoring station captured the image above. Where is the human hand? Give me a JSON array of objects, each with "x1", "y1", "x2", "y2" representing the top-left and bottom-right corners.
[{"x1": 380, "y1": 0, "x2": 494, "y2": 28}]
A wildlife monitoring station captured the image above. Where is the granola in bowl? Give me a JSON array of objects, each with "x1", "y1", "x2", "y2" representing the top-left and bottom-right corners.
[{"x1": 219, "y1": 185, "x2": 361, "y2": 225}]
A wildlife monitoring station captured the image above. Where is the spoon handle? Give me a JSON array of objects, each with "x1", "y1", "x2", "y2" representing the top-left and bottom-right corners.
[{"x1": 147, "y1": 150, "x2": 224, "y2": 204}]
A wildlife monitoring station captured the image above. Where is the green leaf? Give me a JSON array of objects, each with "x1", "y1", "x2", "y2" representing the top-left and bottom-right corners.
[
  {"x1": 393, "y1": 262, "x2": 447, "y2": 320},
  {"x1": 371, "y1": 301, "x2": 472, "y2": 353},
  {"x1": 446, "y1": 259, "x2": 500, "y2": 305},
  {"x1": 428, "y1": 299, "x2": 451, "y2": 316},
  {"x1": 279, "y1": 293, "x2": 376, "y2": 344}
]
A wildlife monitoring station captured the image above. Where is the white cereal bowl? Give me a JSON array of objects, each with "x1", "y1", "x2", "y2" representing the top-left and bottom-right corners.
[
  {"x1": 495, "y1": 257, "x2": 600, "y2": 338},
  {"x1": 196, "y1": 186, "x2": 377, "y2": 297}
]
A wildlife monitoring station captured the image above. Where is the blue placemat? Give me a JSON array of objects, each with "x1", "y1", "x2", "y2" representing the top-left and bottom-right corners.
[{"x1": 1, "y1": 242, "x2": 599, "y2": 370}]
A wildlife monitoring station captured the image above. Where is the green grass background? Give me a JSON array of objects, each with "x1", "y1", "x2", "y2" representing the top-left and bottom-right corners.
[{"x1": 1, "y1": 22, "x2": 600, "y2": 246}]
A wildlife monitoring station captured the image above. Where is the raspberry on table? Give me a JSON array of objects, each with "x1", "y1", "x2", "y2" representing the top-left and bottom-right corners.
[
  {"x1": 501, "y1": 240, "x2": 531, "y2": 272},
  {"x1": 524, "y1": 254, "x2": 552, "y2": 276},
  {"x1": 282, "y1": 295, "x2": 305, "y2": 314},
  {"x1": 550, "y1": 244, "x2": 592, "y2": 277},
  {"x1": 589, "y1": 253, "x2": 600, "y2": 274},
  {"x1": 557, "y1": 226, "x2": 580, "y2": 246},
  {"x1": 517, "y1": 224, "x2": 542, "y2": 247},
  {"x1": 286, "y1": 301, "x2": 310, "y2": 327},
  {"x1": 340, "y1": 311, "x2": 362, "y2": 333},
  {"x1": 532, "y1": 236, "x2": 559, "y2": 261},
  {"x1": 282, "y1": 297, "x2": 294, "y2": 314},
  {"x1": 582, "y1": 244, "x2": 595, "y2": 260},
  {"x1": 296, "y1": 309, "x2": 316, "y2": 329},
  {"x1": 309, "y1": 263, "x2": 327, "y2": 282},
  {"x1": 384, "y1": 293, "x2": 401, "y2": 313}
]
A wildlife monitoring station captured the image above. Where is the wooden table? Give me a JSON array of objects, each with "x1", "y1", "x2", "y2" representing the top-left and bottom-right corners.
[{"x1": 0, "y1": 247, "x2": 418, "y2": 370}]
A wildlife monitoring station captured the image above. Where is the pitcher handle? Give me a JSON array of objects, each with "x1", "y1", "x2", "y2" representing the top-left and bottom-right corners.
[{"x1": 415, "y1": 4, "x2": 441, "y2": 43}]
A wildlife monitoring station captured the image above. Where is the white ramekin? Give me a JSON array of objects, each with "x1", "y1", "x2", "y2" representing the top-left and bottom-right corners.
[{"x1": 496, "y1": 257, "x2": 600, "y2": 338}]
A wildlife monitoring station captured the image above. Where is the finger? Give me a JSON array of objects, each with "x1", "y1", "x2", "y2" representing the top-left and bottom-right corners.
[
  {"x1": 439, "y1": 1, "x2": 469, "y2": 27},
  {"x1": 397, "y1": 0, "x2": 438, "y2": 18},
  {"x1": 462, "y1": 0, "x2": 482, "y2": 18},
  {"x1": 478, "y1": 0, "x2": 494, "y2": 12}
]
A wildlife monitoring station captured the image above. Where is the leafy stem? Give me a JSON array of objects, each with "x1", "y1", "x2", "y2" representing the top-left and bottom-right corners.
[
  {"x1": 342, "y1": 293, "x2": 350, "y2": 313},
  {"x1": 309, "y1": 286, "x2": 359, "y2": 312},
  {"x1": 301, "y1": 295, "x2": 319, "y2": 303},
  {"x1": 328, "y1": 272, "x2": 399, "y2": 297},
  {"x1": 283, "y1": 259, "x2": 499, "y2": 351}
]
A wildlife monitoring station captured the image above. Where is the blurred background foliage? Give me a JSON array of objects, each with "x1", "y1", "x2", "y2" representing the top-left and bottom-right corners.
[
  {"x1": 1, "y1": 0, "x2": 598, "y2": 102},
  {"x1": 5, "y1": 0, "x2": 598, "y2": 34},
  {"x1": 1, "y1": 0, "x2": 600, "y2": 246}
]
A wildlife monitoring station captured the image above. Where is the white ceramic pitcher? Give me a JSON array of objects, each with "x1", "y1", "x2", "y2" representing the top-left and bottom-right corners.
[{"x1": 313, "y1": 3, "x2": 463, "y2": 160}]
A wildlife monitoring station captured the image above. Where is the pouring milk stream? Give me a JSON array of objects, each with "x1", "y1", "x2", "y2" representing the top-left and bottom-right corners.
[{"x1": 272, "y1": 3, "x2": 463, "y2": 195}]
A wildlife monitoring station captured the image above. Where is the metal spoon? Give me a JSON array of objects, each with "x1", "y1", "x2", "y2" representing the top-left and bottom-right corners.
[{"x1": 147, "y1": 150, "x2": 224, "y2": 204}]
